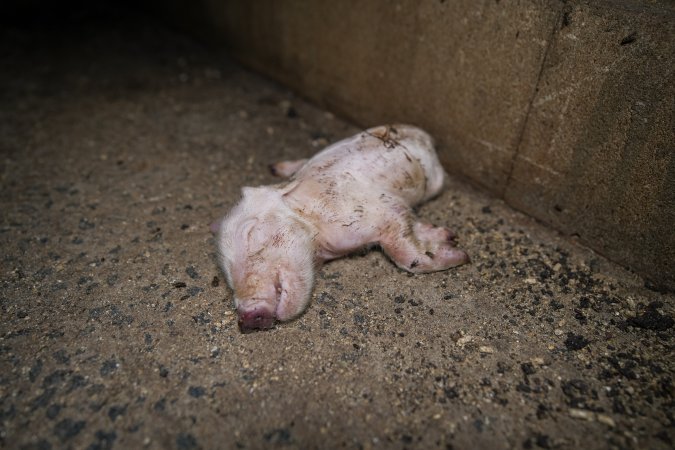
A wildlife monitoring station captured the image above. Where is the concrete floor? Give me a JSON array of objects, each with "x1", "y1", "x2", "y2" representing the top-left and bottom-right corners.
[{"x1": 1, "y1": 6, "x2": 673, "y2": 450}]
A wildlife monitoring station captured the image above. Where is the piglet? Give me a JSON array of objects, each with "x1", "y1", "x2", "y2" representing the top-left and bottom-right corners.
[{"x1": 214, "y1": 125, "x2": 469, "y2": 332}]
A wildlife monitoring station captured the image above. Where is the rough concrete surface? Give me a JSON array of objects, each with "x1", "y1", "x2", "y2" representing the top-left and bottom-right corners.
[
  {"x1": 150, "y1": 0, "x2": 675, "y2": 292},
  {"x1": 1, "y1": 6, "x2": 674, "y2": 450},
  {"x1": 505, "y1": 0, "x2": 675, "y2": 293},
  {"x1": 164, "y1": 0, "x2": 561, "y2": 194}
]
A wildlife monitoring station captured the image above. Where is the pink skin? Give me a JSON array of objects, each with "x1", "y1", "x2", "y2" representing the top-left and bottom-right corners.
[{"x1": 214, "y1": 125, "x2": 469, "y2": 332}]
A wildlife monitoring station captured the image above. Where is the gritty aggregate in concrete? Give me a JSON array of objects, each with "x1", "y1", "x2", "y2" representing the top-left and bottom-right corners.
[{"x1": 0, "y1": 6, "x2": 673, "y2": 450}]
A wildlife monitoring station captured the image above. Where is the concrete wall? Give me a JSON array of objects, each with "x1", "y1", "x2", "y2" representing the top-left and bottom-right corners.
[
  {"x1": 505, "y1": 1, "x2": 674, "y2": 292},
  {"x1": 149, "y1": 0, "x2": 674, "y2": 291}
]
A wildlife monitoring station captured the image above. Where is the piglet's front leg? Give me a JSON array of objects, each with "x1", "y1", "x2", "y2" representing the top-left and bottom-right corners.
[{"x1": 379, "y1": 212, "x2": 469, "y2": 273}]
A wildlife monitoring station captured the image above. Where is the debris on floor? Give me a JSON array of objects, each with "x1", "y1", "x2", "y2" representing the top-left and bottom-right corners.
[{"x1": 1, "y1": 5, "x2": 672, "y2": 450}]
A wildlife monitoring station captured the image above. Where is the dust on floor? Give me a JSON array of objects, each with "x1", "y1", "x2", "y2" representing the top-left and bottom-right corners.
[{"x1": 1, "y1": 5, "x2": 673, "y2": 450}]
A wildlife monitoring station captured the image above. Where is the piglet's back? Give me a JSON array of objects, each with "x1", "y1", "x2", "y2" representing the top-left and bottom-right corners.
[{"x1": 292, "y1": 125, "x2": 442, "y2": 206}]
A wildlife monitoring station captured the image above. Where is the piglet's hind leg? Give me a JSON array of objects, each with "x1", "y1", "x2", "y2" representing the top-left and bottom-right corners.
[
  {"x1": 269, "y1": 159, "x2": 308, "y2": 178},
  {"x1": 380, "y1": 216, "x2": 469, "y2": 273}
]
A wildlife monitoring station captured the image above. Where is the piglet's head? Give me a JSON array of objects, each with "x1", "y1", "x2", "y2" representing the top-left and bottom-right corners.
[{"x1": 215, "y1": 187, "x2": 315, "y2": 332}]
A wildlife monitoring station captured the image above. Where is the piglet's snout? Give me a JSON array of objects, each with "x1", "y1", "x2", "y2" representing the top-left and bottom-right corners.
[{"x1": 237, "y1": 305, "x2": 276, "y2": 332}]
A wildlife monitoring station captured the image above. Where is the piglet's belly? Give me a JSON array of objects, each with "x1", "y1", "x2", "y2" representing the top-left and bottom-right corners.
[{"x1": 282, "y1": 181, "x2": 387, "y2": 259}]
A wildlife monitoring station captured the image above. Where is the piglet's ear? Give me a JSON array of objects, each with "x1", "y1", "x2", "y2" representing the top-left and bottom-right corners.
[{"x1": 275, "y1": 266, "x2": 314, "y2": 322}]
